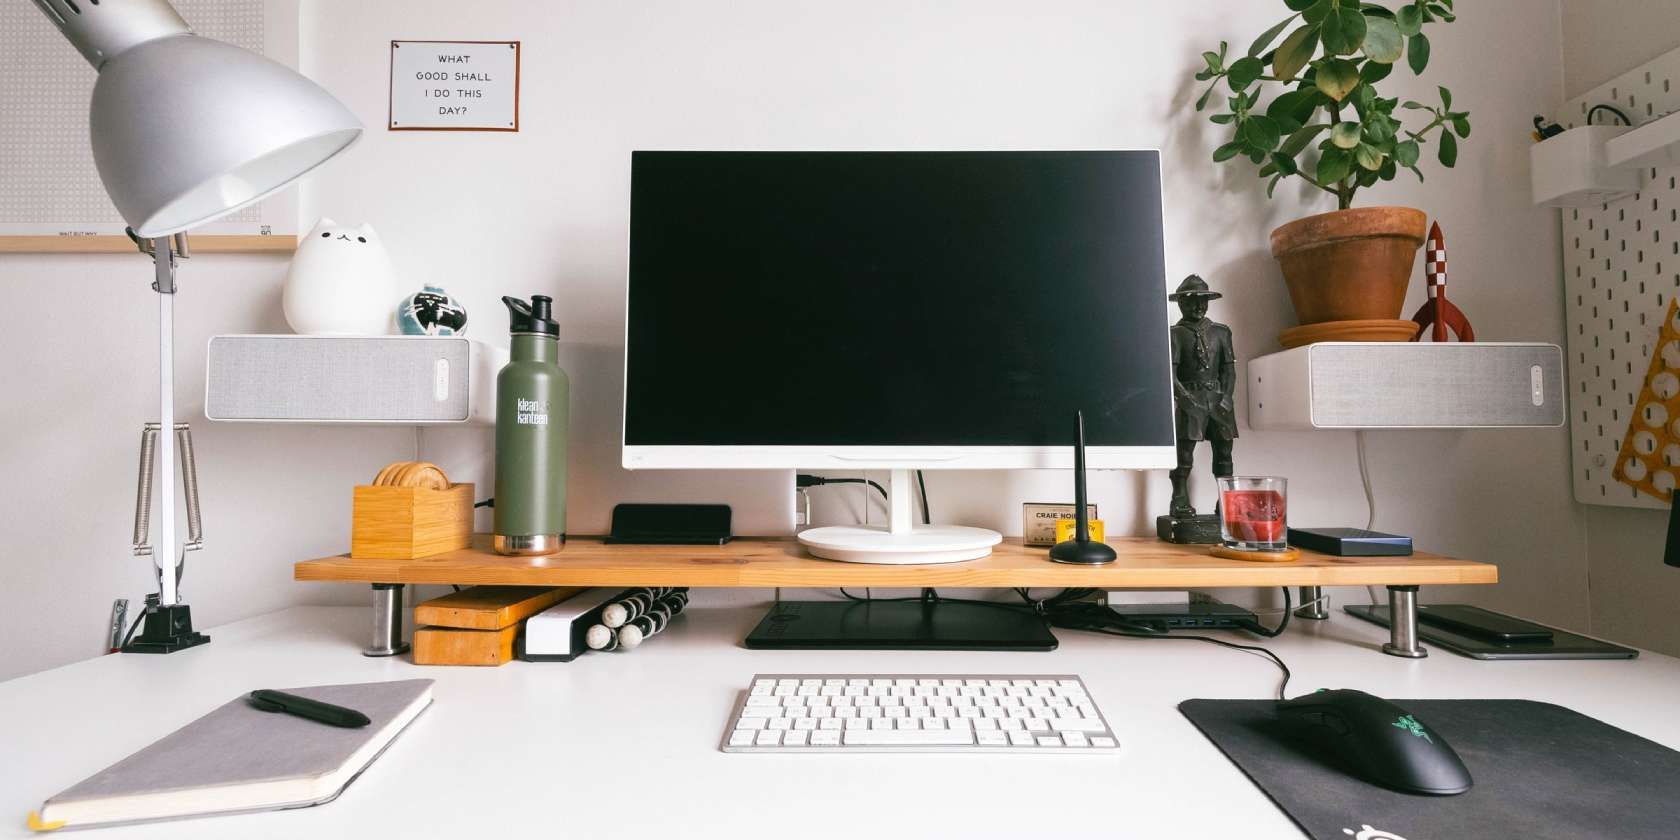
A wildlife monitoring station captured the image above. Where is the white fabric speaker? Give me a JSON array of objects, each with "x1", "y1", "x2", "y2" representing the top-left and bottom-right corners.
[
  {"x1": 205, "y1": 335, "x2": 502, "y2": 424},
  {"x1": 1247, "y1": 342, "x2": 1565, "y2": 430}
]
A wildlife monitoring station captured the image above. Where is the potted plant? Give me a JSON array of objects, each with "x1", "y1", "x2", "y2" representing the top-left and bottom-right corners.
[{"x1": 1194, "y1": 0, "x2": 1470, "y2": 346}]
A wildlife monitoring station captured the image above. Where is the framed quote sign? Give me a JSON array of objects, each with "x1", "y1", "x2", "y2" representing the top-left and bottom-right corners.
[{"x1": 389, "y1": 40, "x2": 520, "y2": 132}]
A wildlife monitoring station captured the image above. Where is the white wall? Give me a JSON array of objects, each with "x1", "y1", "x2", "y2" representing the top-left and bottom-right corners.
[
  {"x1": 2, "y1": 0, "x2": 1577, "y2": 680},
  {"x1": 1559, "y1": 0, "x2": 1680, "y2": 656}
]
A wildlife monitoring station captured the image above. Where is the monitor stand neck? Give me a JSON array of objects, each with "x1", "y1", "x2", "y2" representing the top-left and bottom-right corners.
[{"x1": 797, "y1": 469, "x2": 1002, "y2": 565}]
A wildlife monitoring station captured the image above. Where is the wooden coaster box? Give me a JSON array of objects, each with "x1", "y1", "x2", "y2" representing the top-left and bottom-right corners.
[{"x1": 351, "y1": 482, "x2": 474, "y2": 560}]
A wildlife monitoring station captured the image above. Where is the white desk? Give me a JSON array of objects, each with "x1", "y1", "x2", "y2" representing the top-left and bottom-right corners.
[{"x1": 4, "y1": 598, "x2": 1677, "y2": 840}]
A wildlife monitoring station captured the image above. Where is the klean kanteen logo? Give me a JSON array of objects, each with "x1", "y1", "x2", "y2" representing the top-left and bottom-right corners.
[{"x1": 516, "y1": 397, "x2": 549, "y2": 425}]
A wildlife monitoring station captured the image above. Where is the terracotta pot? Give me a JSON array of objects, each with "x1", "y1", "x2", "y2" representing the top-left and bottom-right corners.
[{"x1": 1269, "y1": 206, "x2": 1427, "y2": 326}]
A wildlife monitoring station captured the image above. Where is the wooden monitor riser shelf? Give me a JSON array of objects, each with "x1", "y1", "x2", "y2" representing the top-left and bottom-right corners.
[{"x1": 298, "y1": 536, "x2": 1493, "y2": 660}]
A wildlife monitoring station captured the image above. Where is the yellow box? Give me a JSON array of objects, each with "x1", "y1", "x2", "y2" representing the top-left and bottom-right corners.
[{"x1": 1054, "y1": 517, "x2": 1105, "y2": 544}]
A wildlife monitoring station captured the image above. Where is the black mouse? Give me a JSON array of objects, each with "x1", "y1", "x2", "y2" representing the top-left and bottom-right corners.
[{"x1": 1275, "y1": 689, "x2": 1472, "y2": 795}]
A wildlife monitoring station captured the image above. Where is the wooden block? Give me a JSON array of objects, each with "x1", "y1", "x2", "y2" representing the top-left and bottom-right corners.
[
  {"x1": 413, "y1": 624, "x2": 520, "y2": 666},
  {"x1": 351, "y1": 483, "x2": 474, "y2": 560},
  {"x1": 413, "y1": 586, "x2": 583, "y2": 631}
]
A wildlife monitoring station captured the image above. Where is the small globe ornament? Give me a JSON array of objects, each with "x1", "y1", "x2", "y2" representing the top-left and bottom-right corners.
[{"x1": 397, "y1": 285, "x2": 467, "y2": 336}]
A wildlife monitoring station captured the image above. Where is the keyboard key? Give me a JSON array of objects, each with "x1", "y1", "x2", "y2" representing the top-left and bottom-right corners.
[
  {"x1": 786, "y1": 730, "x2": 809, "y2": 746},
  {"x1": 741, "y1": 707, "x2": 782, "y2": 719},
  {"x1": 736, "y1": 718, "x2": 768, "y2": 731},
  {"x1": 1049, "y1": 718, "x2": 1109, "y2": 733},
  {"x1": 1009, "y1": 730, "x2": 1035, "y2": 746},
  {"x1": 820, "y1": 718, "x2": 842, "y2": 730},
  {"x1": 977, "y1": 731, "x2": 1009, "y2": 746},
  {"x1": 845, "y1": 718, "x2": 867, "y2": 730},
  {"x1": 846, "y1": 728, "x2": 975, "y2": 746},
  {"x1": 730, "y1": 730, "x2": 756, "y2": 746},
  {"x1": 1092, "y1": 737, "x2": 1117, "y2": 748},
  {"x1": 795, "y1": 718, "x2": 818, "y2": 731},
  {"x1": 1062, "y1": 732, "x2": 1089, "y2": 747},
  {"x1": 1036, "y1": 736, "x2": 1061, "y2": 747},
  {"x1": 756, "y1": 730, "x2": 783, "y2": 746},
  {"x1": 746, "y1": 696, "x2": 779, "y2": 707},
  {"x1": 870, "y1": 718, "x2": 892, "y2": 730},
  {"x1": 770, "y1": 718, "x2": 793, "y2": 731},
  {"x1": 811, "y1": 730, "x2": 841, "y2": 746}
]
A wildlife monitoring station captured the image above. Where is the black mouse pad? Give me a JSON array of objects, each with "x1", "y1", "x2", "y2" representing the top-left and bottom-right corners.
[{"x1": 1179, "y1": 699, "x2": 1680, "y2": 840}]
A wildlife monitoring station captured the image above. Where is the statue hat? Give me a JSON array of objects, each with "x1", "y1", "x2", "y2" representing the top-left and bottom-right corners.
[{"x1": 1168, "y1": 274, "x2": 1221, "y2": 301}]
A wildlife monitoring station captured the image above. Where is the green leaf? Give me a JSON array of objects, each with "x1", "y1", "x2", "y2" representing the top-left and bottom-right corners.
[
  {"x1": 1250, "y1": 14, "x2": 1300, "y2": 57},
  {"x1": 1241, "y1": 115, "x2": 1283, "y2": 152},
  {"x1": 1408, "y1": 33, "x2": 1430, "y2": 74},
  {"x1": 1301, "y1": 0, "x2": 1332, "y2": 24},
  {"x1": 1408, "y1": 164, "x2": 1425, "y2": 182},
  {"x1": 1280, "y1": 123, "x2": 1331, "y2": 156},
  {"x1": 1321, "y1": 4, "x2": 1368, "y2": 55},
  {"x1": 1317, "y1": 147, "x2": 1353, "y2": 184},
  {"x1": 1365, "y1": 114, "x2": 1396, "y2": 143},
  {"x1": 1227, "y1": 56, "x2": 1265, "y2": 92},
  {"x1": 1314, "y1": 58, "x2": 1361, "y2": 102},
  {"x1": 1248, "y1": 149, "x2": 1267, "y2": 165},
  {"x1": 1209, "y1": 113, "x2": 1235, "y2": 124},
  {"x1": 1355, "y1": 142, "x2": 1384, "y2": 170},
  {"x1": 1272, "y1": 25, "x2": 1318, "y2": 81},
  {"x1": 1361, "y1": 59, "x2": 1393, "y2": 85},
  {"x1": 1361, "y1": 16, "x2": 1403, "y2": 63},
  {"x1": 1270, "y1": 152, "x2": 1300, "y2": 175},
  {"x1": 1331, "y1": 121, "x2": 1362, "y2": 149},
  {"x1": 1196, "y1": 84, "x2": 1218, "y2": 111},
  {"x1": 1213, "y1": 141, "x2": 1245, "y2": 163},
  {"x1": 1267, "y1": 173, "x2": 1284, "y2": 199},
  {"x1": 1438, "y1": 130, "x2": 1458, "y2": 166},
  {"x1": 1285, "y1": 0, "x2": 1318, "y2": 12},
  {"x1": 1379, "y1": 157, "x2": 1398, "y2": 180},
  {"x1": 1401, "y1": 100, "x2": 1427, "y2": 110},
  {"x1": 1202, "y1": 51, "x2": 1222, "y2": 69},
  {"x1": 1397, "y1": 4, "x2": 1423, "y2": 36},
  {"x1": 1266, "y1": 90, "x2": 1309, "y2": 123},
  {"x1": 1439, "y1": 86, "x2": 1452, "y2": 110},
  {"x1": 1395, "y1": 139, "x2": 1420, "y2": 166},
  {"x1": 1452, "y1": 114, "x2": 1471, "y2": 138}
]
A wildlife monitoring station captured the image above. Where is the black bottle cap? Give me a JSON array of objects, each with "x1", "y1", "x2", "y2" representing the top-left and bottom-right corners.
[{"x1": 502, "y1": 295, "x2": 559, "y2": 337}]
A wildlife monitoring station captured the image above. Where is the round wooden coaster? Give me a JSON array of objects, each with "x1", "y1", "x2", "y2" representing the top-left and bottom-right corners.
[
  {"x1": 1210, "y1": 545, "x2": 1301, "y2": 563},
  {"x1": 1278, "y1": 318, "x2": 1419, "y2": 349}
]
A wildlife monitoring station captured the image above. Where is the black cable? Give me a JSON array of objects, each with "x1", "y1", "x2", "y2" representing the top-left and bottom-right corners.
[
  {"x1": 118, "y1": 610, "x2": 144, "y2": 650},
  {"x1": 915, "y1": 470, "x2": 931, "y2": 525},
  {"x1": 1064, "y1": 622, "x2": 1292, "y2": 701},
  {"x1": 474, "y1": 498, "x2": 494, "y2": 509},
  {"x1": 1242, "y1": 587, "x2": 1292, "y2": 638},
  {"x1": 1586, "y1": 103, "x2": 1632, "y2": 126}
]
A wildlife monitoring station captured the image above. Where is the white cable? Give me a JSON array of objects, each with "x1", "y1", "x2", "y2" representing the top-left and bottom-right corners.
[{"x1": 1356, "y1": 431, "x2": 1382, "y2": 606}]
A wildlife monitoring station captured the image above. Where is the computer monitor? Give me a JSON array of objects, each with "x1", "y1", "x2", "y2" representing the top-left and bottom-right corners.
[{"x1": 623, "y1": 150, "x2": 1175, "y2": 564}]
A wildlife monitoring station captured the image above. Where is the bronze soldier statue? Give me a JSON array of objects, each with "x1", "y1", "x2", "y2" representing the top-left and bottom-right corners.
[{"x1": 1167, "y1": 275, "x2": 1237, "y2": 518}]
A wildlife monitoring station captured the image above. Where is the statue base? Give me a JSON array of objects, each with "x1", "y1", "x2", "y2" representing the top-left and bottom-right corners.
[{"x1": 1156, "y1": 513, "x2": 1222, "y2": 545}]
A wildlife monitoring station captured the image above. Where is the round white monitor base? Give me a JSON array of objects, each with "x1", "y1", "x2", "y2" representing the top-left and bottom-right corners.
[{"x1": 797, "y1": 525, "x2": 1003, "y2": 565}]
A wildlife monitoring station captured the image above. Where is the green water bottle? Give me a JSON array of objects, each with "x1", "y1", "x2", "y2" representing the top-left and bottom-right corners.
[{"x1": 494, "y1": 295, "x2": 568, "y2": 555}]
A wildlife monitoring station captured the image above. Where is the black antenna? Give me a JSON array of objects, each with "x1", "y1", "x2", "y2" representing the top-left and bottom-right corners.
[
  {"x1": 1073, "y1": 411, "x2": 1090, "y2": 542},
  {"x1": 1050, "y1": 409, "x2": 1116, "y2": 565}
]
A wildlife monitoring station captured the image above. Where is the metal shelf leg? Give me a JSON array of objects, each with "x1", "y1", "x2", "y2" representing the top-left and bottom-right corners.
[
  {"x1": 1381, "y1": 585, "x2": 1427, "y2": 658},
  {"x1": 363, "y1": 583, "x2": 411, "y2": 657},
  {"x1": 1293, "y1": 585, "x2": 1329, "y2": 620}
]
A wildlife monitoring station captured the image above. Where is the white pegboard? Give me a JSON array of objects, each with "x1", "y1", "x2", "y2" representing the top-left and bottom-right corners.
[
  {"x1": 1562, "y1": 45, "x2": 1680, "y2": 508},
  {"x1": 0, "y1": 1, "x2": 297, "y2": 236}
]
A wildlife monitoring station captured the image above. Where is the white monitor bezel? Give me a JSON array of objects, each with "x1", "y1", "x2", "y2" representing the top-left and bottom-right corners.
[{"x1": 619, "y1": 149, "x2": 1176, "y2": 473}]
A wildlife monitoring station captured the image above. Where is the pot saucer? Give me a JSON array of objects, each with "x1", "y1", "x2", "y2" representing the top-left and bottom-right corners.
[{"x1": 1277, "y1": 318, "x2": 1420, "y2": 349}]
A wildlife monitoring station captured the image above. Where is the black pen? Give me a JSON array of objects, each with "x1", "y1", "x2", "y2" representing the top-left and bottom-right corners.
[{"x1": 248, "y1": 689, "x2": 371, "y2": 728}]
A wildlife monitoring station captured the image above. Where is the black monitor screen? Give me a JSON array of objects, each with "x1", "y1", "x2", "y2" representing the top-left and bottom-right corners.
[{"x1": 625, "y1": 150, "x2": 1174, "y2": 448}]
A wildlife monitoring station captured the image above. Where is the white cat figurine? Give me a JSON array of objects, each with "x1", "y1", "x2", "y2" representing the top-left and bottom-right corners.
[{"x1": 282, "y1": 219, "x2": 399, "y2": 335}]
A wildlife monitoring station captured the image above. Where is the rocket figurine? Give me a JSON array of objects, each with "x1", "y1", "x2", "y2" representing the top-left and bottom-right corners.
[{"x1": 1410, "y1": 221, "x2": 1475, "y2": 342}]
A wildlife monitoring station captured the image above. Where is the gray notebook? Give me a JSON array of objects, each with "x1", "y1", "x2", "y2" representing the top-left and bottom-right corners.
[{"x1": 33, "y1": 679, "x2": 433, "y2": 832}]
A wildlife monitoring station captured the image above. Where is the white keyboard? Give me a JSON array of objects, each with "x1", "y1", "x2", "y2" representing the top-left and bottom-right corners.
[{"x1": 720, "y1": 674, "x2": 1119, "y2": 753}]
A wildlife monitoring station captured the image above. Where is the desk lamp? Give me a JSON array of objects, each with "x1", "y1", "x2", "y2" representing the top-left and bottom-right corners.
[{"x1": 32, "y1": 0, "x2": 362, "y2": 651}]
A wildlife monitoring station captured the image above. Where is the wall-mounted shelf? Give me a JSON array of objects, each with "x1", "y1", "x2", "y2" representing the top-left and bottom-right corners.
[
  {"x1": 1606, "y1": 110, "x2": 1680, "y2": 170},
  {"x1": 1531, "y1": 125, "x2": 1640, "y2": 207}
]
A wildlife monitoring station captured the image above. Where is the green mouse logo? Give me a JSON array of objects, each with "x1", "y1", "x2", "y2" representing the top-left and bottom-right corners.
[{"x1": 1391, "y1": 714, "x2": 1433, "y2": 744}]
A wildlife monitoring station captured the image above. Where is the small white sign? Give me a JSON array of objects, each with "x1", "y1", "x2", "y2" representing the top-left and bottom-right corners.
[{"x1": 389, "y1": 40, "x2": 520, "y2": 131}]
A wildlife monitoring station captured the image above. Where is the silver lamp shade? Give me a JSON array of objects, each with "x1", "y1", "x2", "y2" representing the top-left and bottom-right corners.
[{"x1": 92, "y1": 34, "x2": 362, "y2": 237}]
